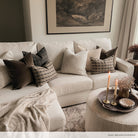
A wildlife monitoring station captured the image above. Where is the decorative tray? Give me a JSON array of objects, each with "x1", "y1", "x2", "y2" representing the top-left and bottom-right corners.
[{"x1": 97, "y1": 89, "x2": 138, "y2": 113}]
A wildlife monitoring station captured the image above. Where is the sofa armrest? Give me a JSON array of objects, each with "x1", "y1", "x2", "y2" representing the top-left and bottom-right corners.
[{"x1": 116, "y1": 58, "x2": 134, "y2": 76}]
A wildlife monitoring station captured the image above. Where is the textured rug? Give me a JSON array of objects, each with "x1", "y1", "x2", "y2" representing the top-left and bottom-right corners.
[{"x1": 63, "y1": 103, "x2": 86, "y2": 131}]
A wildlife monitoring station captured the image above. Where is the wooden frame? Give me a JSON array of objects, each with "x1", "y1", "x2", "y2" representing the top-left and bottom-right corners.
[{"x1": 46, "y1": 0, "x2": 113, "y2": 34}]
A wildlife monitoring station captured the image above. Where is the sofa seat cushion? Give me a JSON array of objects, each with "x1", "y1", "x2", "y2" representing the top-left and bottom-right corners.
[
  {"x1": 0, "y1": 83, "x2": 49, "y2": 104},
  {"x1": 88, "y1": 70, "x2": 128, "y2": 90},
  {"x1": 48, "y1": 73, "x2": 93, "y2": 96}
]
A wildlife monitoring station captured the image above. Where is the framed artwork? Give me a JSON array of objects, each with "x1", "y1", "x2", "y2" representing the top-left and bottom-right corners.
[{"x1": 46, "y1": 0, "x2": 113, "y2": 34}]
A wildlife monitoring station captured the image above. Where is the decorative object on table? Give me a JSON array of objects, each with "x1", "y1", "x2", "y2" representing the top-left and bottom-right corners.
[
  {"x1": 46, "y1": 0, "x2": 113, "y2": 34},
  {"x1": 128, "y1": 44, "x2": 138, "y2": 60},
  {"x1": 111, "y1": 79, "x2": 118, "y2": 106},
  {"x1": 98, "y1": 89, "x2": 138, "y2": 113},
  {"x1": 119, "y1": 98, "x2": 135, "y2": 108},
  {"x1": 103, "y1": 72, "x2": 111, "y2": 104},
  {"x1": 118, "y1": 77, "x2": 134, "y2": 98}
]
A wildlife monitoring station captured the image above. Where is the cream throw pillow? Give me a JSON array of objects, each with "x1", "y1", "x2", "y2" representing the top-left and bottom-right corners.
[
  {"x1": 74, "y1": 43, "x2": 102, "y2": 71},
  {"x1": 0, "y1": 51, "x2": 14, "y2": 89},
  {"x1": 61, "y1": 48, "x2": 88, "y2": 76}
]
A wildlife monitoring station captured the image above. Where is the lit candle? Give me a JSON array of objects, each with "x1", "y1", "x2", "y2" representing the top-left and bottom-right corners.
[
  {"x1": 107, "y1": 72, "x2": 111, "y2": 89},
  {"x1": 114, "y1": 79, "x2": 118, "y2": 96}
]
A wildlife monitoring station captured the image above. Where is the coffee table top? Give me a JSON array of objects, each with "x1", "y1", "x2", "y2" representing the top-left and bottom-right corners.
[{"x1": 87, "y1": 88, "x2": 138, "y2": 126}]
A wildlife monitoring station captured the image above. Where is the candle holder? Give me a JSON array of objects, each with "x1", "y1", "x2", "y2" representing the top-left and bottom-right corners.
[
  {"x1": 111, "y1": 94, "x2": 117, "y2": 106},
  {"x1": 103, "y1": 88, "x2": 110, "y2": 104}
]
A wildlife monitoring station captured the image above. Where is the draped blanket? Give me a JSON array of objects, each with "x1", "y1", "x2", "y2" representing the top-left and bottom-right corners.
[{"x1": 0, "y1": 88, "x2": 57, "y2": 131}]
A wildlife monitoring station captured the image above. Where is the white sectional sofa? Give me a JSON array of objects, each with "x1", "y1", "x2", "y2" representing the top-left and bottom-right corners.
[{"x1": 0, "y1": 38, "x2": 134, "y2": 131}]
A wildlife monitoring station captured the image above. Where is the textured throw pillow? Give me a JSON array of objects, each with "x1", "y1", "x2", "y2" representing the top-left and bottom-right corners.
[
  {"x1": 90, "y1": 56, "x2": 115, "y2": 74},
  {"x1": 61, "y1": 48, "x2": 88, "y2": 75},
  {"x1": 31, "y1": 61, "x2": 57, "y2": 87},
  {"x1": 0, "y1": 51, "x2": 14, "y2": 89},
  {"x1": 74, "y1": 43, "x2": 102, "y2": 71},
  {"x1": 96, "y1": 46, "x2": 118, "y2": 67},
  {"x1": 3, "y1": 53, "x2": 34, "y2": 89},
  {"x1": 22, "y1": 47, "x2": 49, "y2": 66}
]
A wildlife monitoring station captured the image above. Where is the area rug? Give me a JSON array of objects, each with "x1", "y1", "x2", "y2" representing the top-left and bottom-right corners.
[{"x1": 63, "y1": 103, "x2": 86, "y2": 131}]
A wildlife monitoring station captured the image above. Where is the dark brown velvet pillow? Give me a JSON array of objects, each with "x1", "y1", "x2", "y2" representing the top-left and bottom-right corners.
[
  {"x1": 22, "y1": 47, "x2": 49, "y2": 66},
  {"x1": 96, "y1": 46, "x2": 118, "y2": 67},
  {"x1": 3, "y1": 53, "x2": 34, "y2": 89}
]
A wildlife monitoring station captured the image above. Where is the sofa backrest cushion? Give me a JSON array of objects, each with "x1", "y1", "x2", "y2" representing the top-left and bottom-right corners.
[
  {"x1": 37, "y1": 41, "x2": 74, "y2": 70},
  {"x1": 74, "y1": 38, "x2": 112, "y2": 51},
  {"x1": 0, "y1": 42, "x2": 37, "y2": 60}
]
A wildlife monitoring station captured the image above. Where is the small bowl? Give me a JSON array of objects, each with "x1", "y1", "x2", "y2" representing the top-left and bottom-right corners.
[{"x1": 119, "y1": 98, "x2": 135, "y2": 108}]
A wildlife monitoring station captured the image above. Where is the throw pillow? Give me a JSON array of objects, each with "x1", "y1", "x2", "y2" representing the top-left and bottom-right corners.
[
  {"x1": 3, "y1": 53, "x2": 34, "y2": 89},
  {"x1": 31, "y1": 61, "x2": 57, "y2": 87},
  {"x1": 90, "y1": 56, "x2": 115, "y2": 74},
  {"x1": 96, "y1": 46, "x2": 118, "y2": 67},
  {"x1": 74, "y1": 43, "x2": 102, "y2": 71},
  {"x1": 22, "y1": 47, "x2": 49, "y2": 66},
  {"x1": 0, "y1": 51, "x2": 14, "y2": 89},
  {"x1": 61, "y1": 48, "x2": 88, "y2": 76}
]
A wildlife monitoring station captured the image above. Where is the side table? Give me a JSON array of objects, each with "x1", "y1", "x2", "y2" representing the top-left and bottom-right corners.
[
  {"x1": 85, "y1": 88, "x2": 138, "y2": 131},
  {"x1": 127, "y1": 59, "x2": 138, "y2": 90}
]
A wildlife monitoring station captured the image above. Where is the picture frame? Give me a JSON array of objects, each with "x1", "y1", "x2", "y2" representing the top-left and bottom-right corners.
[{"x1": 46, "y1": 0, "x2": 113, "y2": 34}]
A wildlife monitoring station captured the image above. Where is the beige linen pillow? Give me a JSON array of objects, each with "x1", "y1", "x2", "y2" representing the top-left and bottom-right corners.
[
  {"x1": 0, "y1": 51, "x2": 14, "y2": 89},
  {"x1": 61, "y1": 48, "x2": 88, "y2": 76},
  {"x1": 74, "y1": 43, "x2": 102, "y2": 71}
]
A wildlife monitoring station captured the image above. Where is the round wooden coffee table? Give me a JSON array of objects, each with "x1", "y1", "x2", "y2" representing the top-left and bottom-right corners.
[{"x1": 85, "y1": 88, "x2": 138, "y2": 131}]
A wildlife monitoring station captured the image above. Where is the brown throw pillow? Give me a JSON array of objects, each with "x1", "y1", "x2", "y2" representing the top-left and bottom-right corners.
[
  {"x1": 31, "y1": 61, "x2": 57, "y2": 87},
  {"x1": 3, "y1": 53, "x2": 34, "y2": 89},
  {"x1": 90, "y1": 56, "x2": 115, "y2": 74},
  {"x1": 96, "y1": 46, "x2": 118, "y2": 67},
  {"x1": 22, "y1": 47, "x2": 49, "y2": 66}
]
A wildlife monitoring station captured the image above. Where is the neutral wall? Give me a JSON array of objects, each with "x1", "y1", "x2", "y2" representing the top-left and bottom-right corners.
[
  {"x1": 23, "y1": 0, "x2": 125, "y2": 48},
  {"x1": 0, "y1": 0, "x2": 25, "y2": 42}
]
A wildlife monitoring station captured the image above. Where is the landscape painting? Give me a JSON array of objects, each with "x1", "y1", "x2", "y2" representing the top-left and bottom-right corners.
[
  {"x1": 46, "y1": 0, "x2": 113, "y2": 34},
  {"x1": 56, "y1": 0, "x2": 106, "y2": 27}
]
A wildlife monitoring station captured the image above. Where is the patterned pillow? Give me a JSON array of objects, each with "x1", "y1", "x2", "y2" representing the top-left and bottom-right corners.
[
  {"x1": 90, "y1": 56, "x2": 115, "y2": 74},
  {"x1": 31, "y1": 61, "x2": 57, "y2": 87},
  {"x1": 22, "y1": 47, "x2": 49, "y2": 66}
]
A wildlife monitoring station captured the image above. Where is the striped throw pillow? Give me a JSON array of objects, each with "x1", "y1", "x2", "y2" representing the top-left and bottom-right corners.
[
  {"x1": 90, "y1": 56, "x2": 115, "y2": 74},
  {"x1": 31, "y1": 61, "x2": 57, "y2": 87}
]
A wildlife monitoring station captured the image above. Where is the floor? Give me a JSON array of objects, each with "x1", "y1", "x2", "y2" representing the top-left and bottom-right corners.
[{"x1": 63, "y1": 103, "x2": 86, "y2": 131}]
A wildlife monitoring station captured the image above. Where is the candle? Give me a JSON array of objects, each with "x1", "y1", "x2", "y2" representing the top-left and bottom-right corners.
[
  {"x1": 111, "y1": 79, "x2": 118, "y2": 106},
  {"x1": 107, "y1": 72, "x2": 111, "y2": 89},
  {"x1": 114, "y1": 79, "x2": 118, "y2": 96}
]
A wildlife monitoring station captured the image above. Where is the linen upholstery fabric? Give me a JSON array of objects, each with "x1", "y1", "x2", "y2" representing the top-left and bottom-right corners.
[
  {"x1": 3, "y1": 53, "x2": 34, "y2": 89},
  {"x1": 0, "y1": 51, "x2": 14, "y2": 89},
  {"x1": 74, "y1": 38, "x2": 112, "y2": 51},
  {"x1": 88, "y1": 70, "x2": 128, "y2": 89},
  {"x1": 31, "y1": 61, "x2": 57, "y2": 87},
  {"x1": 0, "y1": 84, "x2": 66, "y2": 131},
  {"x1": 37, "y1": 41, "x2": 74, "y2": 70},
  {"x1": 23, "y1": 47, "x2": 49, "y2": 66},
  {"x1": 116, "y1": 57, "x2": 134, "y2": 76},
  {"x1": 61, "y1": 48, "x2": 88, "y2": 75},
  {"x1": 90, "y1": 56, "x2": 115, "y2": 74},
  {"x1": 0, "y1": 42, "x2": 37, "y2": 60},
  {"x1": 74, "y1": 43, "x2": 102, "y2": 71},
  {"x1": 85, "y1": 88, "x2": 138, "y2": 131},
  {"x1": 48, "y1": 73, "x2": 92, "y2": 96},
  {"x1": 96, "y1": 46, "x2": 118, "y2": 67}
]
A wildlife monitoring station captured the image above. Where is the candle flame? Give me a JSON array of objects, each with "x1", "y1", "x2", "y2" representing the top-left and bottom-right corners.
[{"x1": 108, "y1": 71, "x2": 110, "y2": 75}]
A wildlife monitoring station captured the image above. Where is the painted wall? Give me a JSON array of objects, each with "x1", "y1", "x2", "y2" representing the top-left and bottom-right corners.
[
  {"x1": 0, "y1": 0, "x2": 25, "y2": 42},
  {"x1": 23, "y1": 0, "x2": 125, "y2": 48}
]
